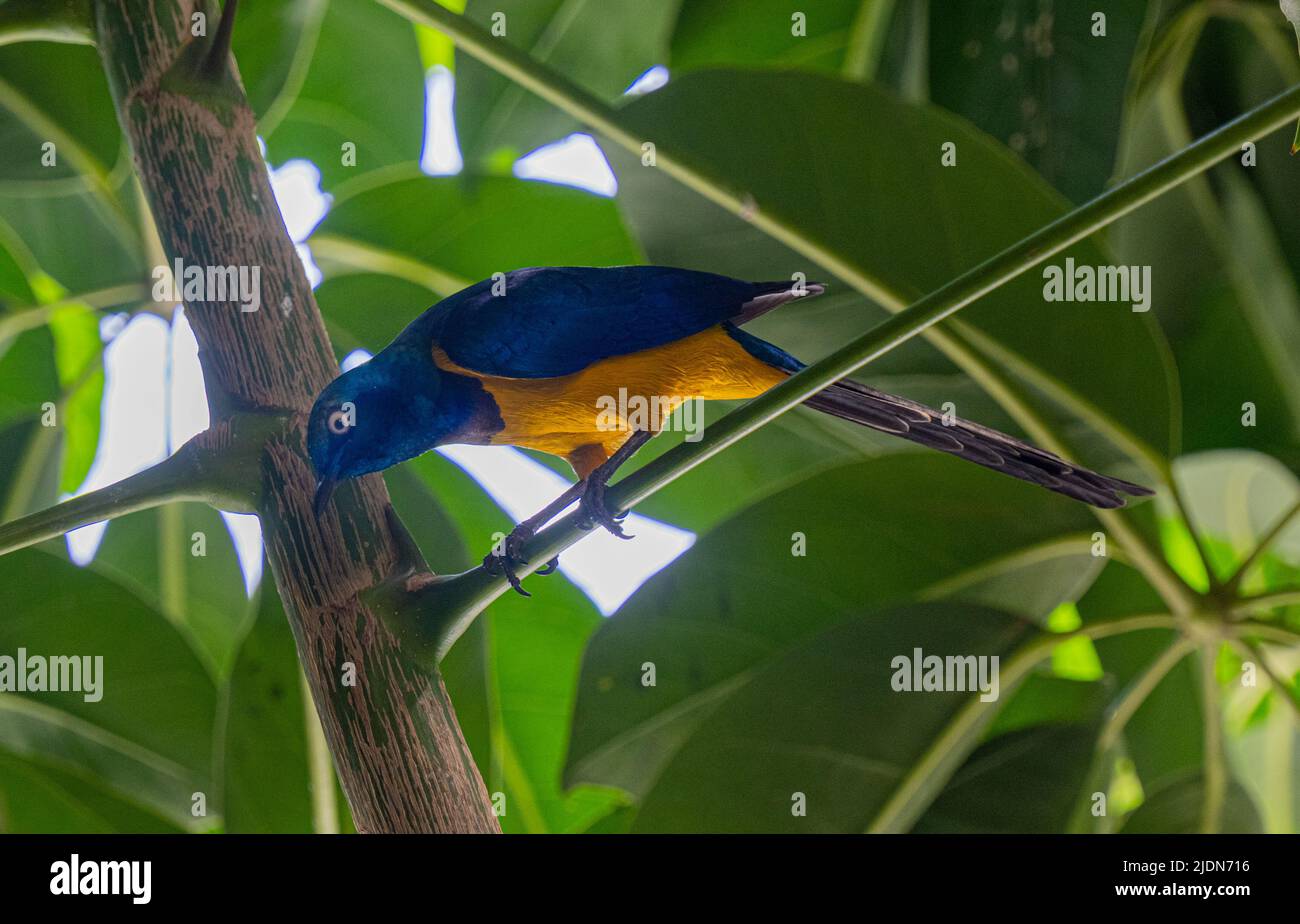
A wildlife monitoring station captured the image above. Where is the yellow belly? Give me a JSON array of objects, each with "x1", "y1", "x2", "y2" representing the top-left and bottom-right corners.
[{"x1": 433, "y1": 326, "x2": 787, "y2": 477}]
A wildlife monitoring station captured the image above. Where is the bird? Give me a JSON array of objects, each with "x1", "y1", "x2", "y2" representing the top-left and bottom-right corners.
[{"x1": 308, "y1": 265, "x2": 1152, "y2": 593}]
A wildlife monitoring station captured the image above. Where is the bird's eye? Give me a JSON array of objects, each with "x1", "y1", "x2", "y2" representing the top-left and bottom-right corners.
[{"x1": 327, "y1": 408, "x2": 353, "y2": 435}]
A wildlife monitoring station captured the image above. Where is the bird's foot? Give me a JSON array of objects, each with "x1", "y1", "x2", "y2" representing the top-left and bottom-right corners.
[
  {"x1": 482, "y1": 525, "x2": 560, "y2": 596},
  {"x1": 578, "y1": 478, "x2": 633, "y2": 539}
]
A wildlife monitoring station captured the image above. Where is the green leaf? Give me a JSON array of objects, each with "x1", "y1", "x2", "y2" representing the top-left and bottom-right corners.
[
  {"x1": 1112, "y1": 13, "x2": 1300, "y2": 468},
  {"x1": 566, "y1": 455, "x2": 1101, "y2": 801},
  {"x1": 668, "y1": 0, "x2": 867, "y2": 76},
  {"x1": 93, "y1": 503, "x2": 254, "y2": 679},
  {"x1": 928, "y1": 1, "x2": 1151, "y2": 203},
  {"x1": 390, "y1": 453, "x2": 620, "y2": 832},
  {"x1": 608, "y1": 69, "x2": 1176, "y2": 466},
  {"x1": 454, "y1": 0, "x2": 679, "y2": 167},
  {"x1": 0, "y1": 698, "x2": 197, "y2": 831},
  {"x1": 1172, "y1": 450, "x2": 1300, "y2": 583},
  {"x1": 311, "y1": 171, "x2": 642, "y2": 351},
  {"x1": 46, "y1": 299, "x2": 101, "y2": 493},
  {"x1": 623, "y1": 602, "x2": 1029, "y2": 832},
  {"x1": 0, "y1": 752, "x2": 185, "y2": 833},
  {"x1": 0, "y1": 40, "x2": 121, "y2": 184},
  {"x1": 915, "y1": 686, "x2": 1107, "y2": 833},
  {"x1": 1082, "y1": 562, "x2": 1203, "y2": 794},
  {"x1": 220, "y1": 576, "x2": 316, "y2": 833},
  {"x1": 0, "y1": 549, "x2": 219, "y2": 785},
  {"x1": 262, "y1": 0, "x2": 425, "y2": 188},
  {"x1": 1121, "y1": 773, "x2": 1263, "y2": 833},
  {"x1": 232, "y1": 0, "x2": 328, "y2": 125}
]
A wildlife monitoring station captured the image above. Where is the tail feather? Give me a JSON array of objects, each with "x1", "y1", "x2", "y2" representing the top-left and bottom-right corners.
[
  {"x1": 804, "y1": 379, "x2": 1153, "y2": 509},
  {"x1": 732, "y1": 280, "x2": 826, "y2": 326}
]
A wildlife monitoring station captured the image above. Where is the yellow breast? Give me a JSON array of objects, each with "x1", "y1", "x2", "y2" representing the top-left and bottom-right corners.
[{"x1": 433, "y1": 325, "x2": 787, "y2": 474}]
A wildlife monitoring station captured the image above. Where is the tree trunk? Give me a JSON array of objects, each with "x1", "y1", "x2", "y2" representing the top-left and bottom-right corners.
[{"x1": 93, "y1": 0, "x2": 498, "y2": 833}]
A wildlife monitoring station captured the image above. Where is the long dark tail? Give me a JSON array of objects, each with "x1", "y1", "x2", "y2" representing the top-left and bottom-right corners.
[
  {"x1": 804, "y1": 380, "x2": 1152, "y2": 508},
  {"x1": 726, "y1": 286, "x2": 1153, "y2": 509}
]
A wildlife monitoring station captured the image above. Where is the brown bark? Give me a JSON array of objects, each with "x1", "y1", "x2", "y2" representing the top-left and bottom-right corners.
[{"x1": 93, "y1": 0, "x2": 497, "y2": 833}]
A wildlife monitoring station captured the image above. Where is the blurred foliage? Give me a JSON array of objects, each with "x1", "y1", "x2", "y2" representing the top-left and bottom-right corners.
[{"x1": 0, "y1": 0, "x2": 1297, "y2": 833}]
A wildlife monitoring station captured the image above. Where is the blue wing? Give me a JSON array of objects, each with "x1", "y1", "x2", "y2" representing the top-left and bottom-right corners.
[{"x1": 395, "y1": 266, "x2": 806, "y2": 378}]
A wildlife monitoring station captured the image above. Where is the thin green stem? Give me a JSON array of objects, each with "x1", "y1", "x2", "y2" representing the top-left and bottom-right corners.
[
  {"x1": 1232, "y1": 587, "x2": 1300, "y2": 615},
  {"x1": 1226, "y1": 497, "x2": 1300, "y2": 592},
  {"x1": 1198, "y1": 641, "x2": 1227, "y2": 834},
  {"x1": 0, "y1": 414, "x2": 278, "y2": 558},
  {"x1": 1097, "y1": 636, "x2": 1196, "y2": 753},
  {"x1": 0, "y1": 282, "x2": 149, "y2": 343},
  {"x1": 867, "y1": 613, "x2": 1179, "y2": 833},
  {"x1": 1230, "y1": 637, "x2": 1300, "y2": 725},
  {"x1": 842, "y1": 0, "x2": 895, "y2": 82},
  {"x1": 1234, "y1": 618, "x2": 1300, "y2": 647},
  {"x1": 1162, "y1": 460, "x2": 1222, "y2": 590},
  {"x1": 300, "y1": 668, "x2": 339, "y2": 834}
]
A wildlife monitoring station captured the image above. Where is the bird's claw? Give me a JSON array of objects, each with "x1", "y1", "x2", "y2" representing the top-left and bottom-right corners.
[
  {"x1": 579, "y1": 480, "x2": 634, "y2": 540},
  {"x1": 482, "y1": 527, "x2": 561, "y2": 596}
]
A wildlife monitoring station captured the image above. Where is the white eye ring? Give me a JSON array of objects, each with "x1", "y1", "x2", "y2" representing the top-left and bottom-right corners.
[{"x1": 327, "y1": 409, "x2": 352, "y2": 435}]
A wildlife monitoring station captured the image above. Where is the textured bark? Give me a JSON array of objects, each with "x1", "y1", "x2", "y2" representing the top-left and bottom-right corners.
[{"x1": 94, "y1": 0, "x2": 497, "y2": 833}]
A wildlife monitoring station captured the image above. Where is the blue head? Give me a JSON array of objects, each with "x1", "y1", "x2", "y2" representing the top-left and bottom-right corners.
[{"x1": 307, "y1": 348, "x2": 444, "y2": 514}]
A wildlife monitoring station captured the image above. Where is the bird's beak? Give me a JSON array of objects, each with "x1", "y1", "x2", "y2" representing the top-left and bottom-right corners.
[{"x1": 313, "y1": 475, "x2": 338, "y2": 516}]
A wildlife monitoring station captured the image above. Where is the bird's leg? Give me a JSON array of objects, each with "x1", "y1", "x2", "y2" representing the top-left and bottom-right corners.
[
  {"x1": 482, "y1": 480, "x2": 583, "y2": 596},
  {"x1": 578, "y1": 430, "x2": 654, "y2": 539}
]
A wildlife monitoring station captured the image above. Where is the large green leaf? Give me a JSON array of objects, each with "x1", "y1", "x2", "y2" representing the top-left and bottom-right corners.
[
  {"x1": 625, "y1": 602, "x2": 1029, "y2": 832},
  {"x1": 454, "y1": 0, "x2": 679, "y2": 167},
  {"x1": 0, "y1": 698, "x2": 197, "y2": 832},
  {"x1": 232, "y1": 0, "x2": 328, "y2": 125},
  {"x1": 93, "y1": 503, "x2": 254, "y2": 679},
  {"x1": 929, "y1": 1, "x2": 1151, "y2": 203},
  {"x1": 566, "y1": 454, "x2": 1102, "y2": 800},
  {"x1": 262, "y1": 0, "x2": 425, "y2": 188},
  {"x1": 608, "y1": 69, "x2": 1176, "y2": 466},
  {"x1": 668, "y1": 0, "x2": 868, "y2": 76},
  {"x1": 390, "y1": 453, "x2": 622, "y2": 832},
  {"x1": 0, "y1": 549, "x2": 218, "y2": 824},
  {"x1": 310, "y1": 170, "x2": 643, "y2": 351},
  {"x1": 1121, "y1": 773, "x2": 1263, "y2": 833},
  {"x1": 914, "y1": 687, "x2": 1107, "y2": 833},
  {"x1": 46, "y1": 298, "x2": 101, "y2": 494},
  {"x1": 1112, "y1": 11, "x2": 1300, "y2": 471},
  {"x1": 0, "y1": 40, "x2": 121, "y2": 184},
  {"x1": 0, "y1": 751, "x2": 184, "y2": 833},
  {"x1": 220, "y1": 576, "x2": 314, "y2": 833}
]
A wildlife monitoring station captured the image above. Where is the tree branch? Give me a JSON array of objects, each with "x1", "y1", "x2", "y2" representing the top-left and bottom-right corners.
[
  {"x1": 0, "y1": 414, "x2": 271, "y2": 556},
  {"x1": 93, "y1": 0, "x2": 497, "y2": 833}
]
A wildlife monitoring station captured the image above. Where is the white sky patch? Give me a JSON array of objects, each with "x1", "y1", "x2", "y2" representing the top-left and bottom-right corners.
[
  {"x1": 513, "y1": 133, "x2": 617, "y2": 197},
  {"x1": 66, "y1": 312, "x2": 263, "y2": 595},
  {"x1": 341, "y1": 348, "x2": 372, "y2": 372},
  {"x1": 625, "y1": 65, "x2": 669, "y2": 96},
  {"x1": 438, "y1": 445, "x2": 693, "y2": 615},
  {"x1": 267, "y1": 157, "x2": 329, "y2": 286},
  {"x1": 421, "y1": 66, "x2": 464, "y2": 176}
]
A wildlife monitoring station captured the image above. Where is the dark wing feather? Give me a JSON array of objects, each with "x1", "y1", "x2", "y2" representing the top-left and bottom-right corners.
[{"x1": 407, "y1": 266, "x2": 814, "y2": 378}]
